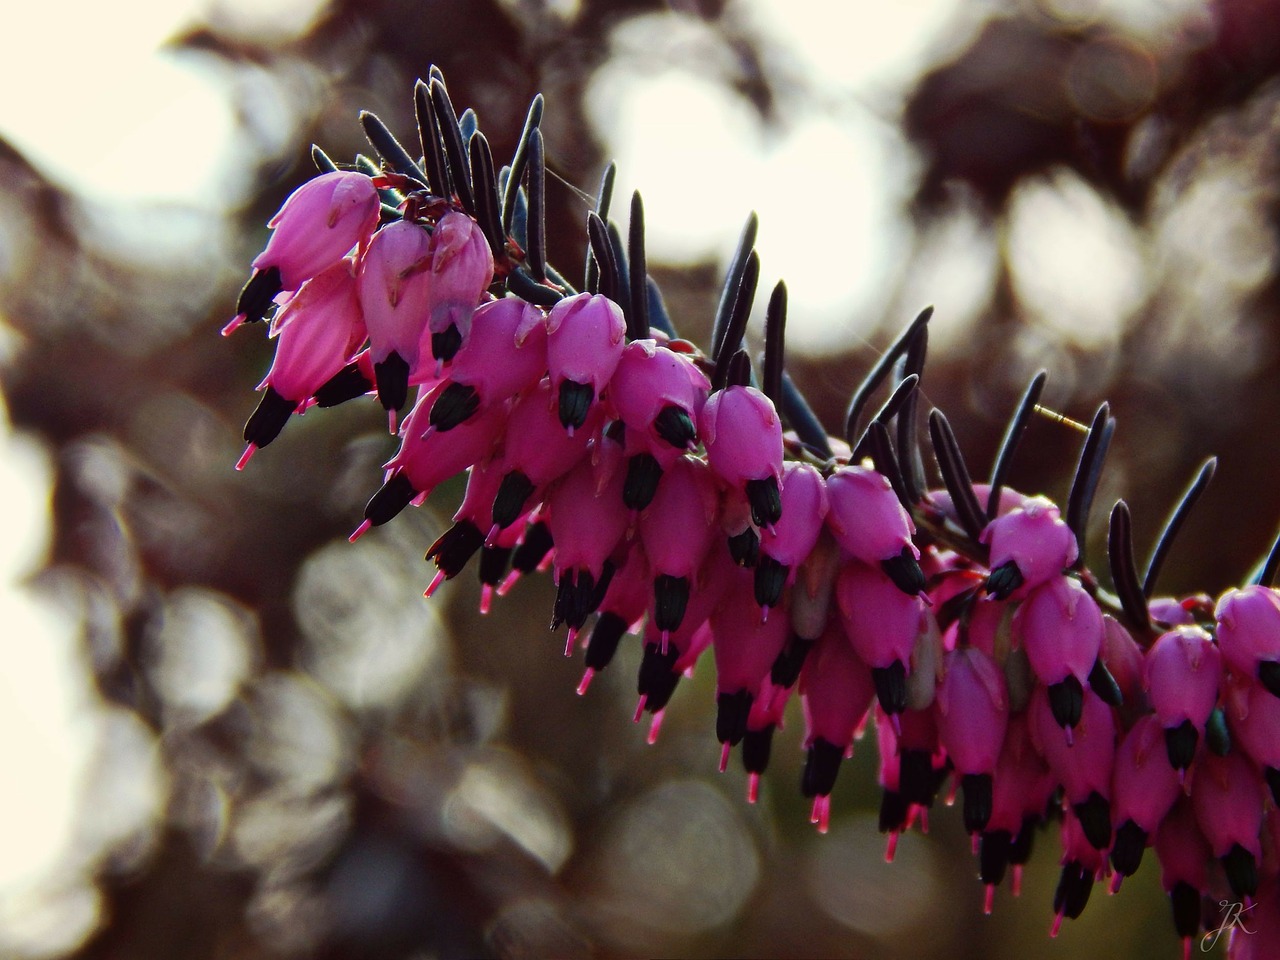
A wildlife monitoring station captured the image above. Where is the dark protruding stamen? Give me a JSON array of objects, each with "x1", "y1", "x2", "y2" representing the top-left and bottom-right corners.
[
  {"x1": 1009, "y1": 817, "x2": 1037, "y2": 866},
  {"x1": 425, "y1": 520, "x2": 485, "y2": 579},
  {"x1": 985, "y1": 560, "x2": 1024, "y2": 600},
  {"x1": 1073, "y1": 790, "x2": 1112, "y2": 850},
  {"x1": 1169, "y1": 881, "x2": 1201, "y2": 940},
  {"x1": 801, "y1": 737, "x2": 843, "y2": 798},
  {"x1": 979, "y1": 830, "x2": 1012, "y2": 886},
  {"x1": 243, "y1": 386, "x2": 295, "y2": 449},
  {"x1": 492, "y1": 471, "x2": 536, "y2": 531},
  {"x1": 871, "y1": 660, "x2": 907, "y2": 716},
  {"x1": 653, "y1": 574, "x2": 690, "y2": 634},
  {"x1": 511, "y1": 520, "x2": 553, "y2": 574},
  {"x1": 478, "y1": 545, "x2": 511, "y2": 587},
  {"x1": 1222, "y1": 843, "x2": 1258, "y2": 899},
  {"x1": 234, "y1": 266, "x2": 283, "y2": 325},
  {"x1": 552, "y1": 568, "x2": 601, "y2": 631},
  {"x1": 314, "y1": 362, "x2": 373, "y2": 407},
  {"x1": 770, "y1": 636, "x2": 813, "y2": 689},
  {"x1": 879, "y1": 790, "x2": 909, "y2": 833},
  {"x1": 1206, "y1": 706, "x2": 1231, "y2": 756},
  {"x1": 1259, "y1": 660, "x2": 1280, "y2": 697},
  {"x1": 881, "y1": 546, "x2": 925, "y2": 595},
  {"x1": 364, "y1": 473, "x2": 418, "y2": 527},
  {"x1": 558, "y1": 379, "x2": 594, "y2": 432},
  {"x1": 654, "y1": 405, "x2": 697, "y2": 449},
  {"x1": 898, "y1": 748, "x2": 936, "y2": 806},
  {"x1": 1111, "y1": 820, "x2": 1147, "y2": 877},
  {"x1": 374, "y1": 351, "x2": 411, "y2": 412},
  {"x1": 1088, "y1": 658, "x2": 1124, "y2": 706},
  {"x1": 429, "y1": 382, "x2": 481, "y2": 431},
  {"x1": 1164, "y1": 719, "x2": 1198, "y2": 773},
  {"x1": 431, "y1": 325, "x2": 463, "y2": 364},
  {"x1": 961, "y1": 773, "x2": 993, "y2": 834},
  {"x1": 1047, "y1": 675, "x2": 1084, "y2": 731},
  {"x1": 742, "y1": 725, "x2": 775, "y2": 775},
  {"x1": 637, "y1": 641, "x2": 681, "y2": 712},
  {"x1": 716, "y1": 689, "x2": 754, "y2": 746},
  {"x1": 754, "y1": 555, "x2": 788, "y2": 609},
  {"x1": 1053, "y1": 861, "x2": 1094, "y2": 922},
  {"x1": 585, "y1": 612, "x2": 628, "y2": 672},
  {"x1": 728, "y1": 528, "x2": 760, "y2": 567},
  {"x1": 623, "y1": 454, "x2": 663, "y2": 511},
  {"x1": 745, "y1": 476, "x2": 782, "y2": 528}
]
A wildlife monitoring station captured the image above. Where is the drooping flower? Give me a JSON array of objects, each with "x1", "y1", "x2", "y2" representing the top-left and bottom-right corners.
[
  {"x1": 1014, "y1": 575, "x2": 1103, "y2": 734},
  {"x1": 936, "y1": 645, "x2": 1008, "y2": 834},
  {"x1": 1144, "y1": 624, "x2": 1222, "y2": 772},
  {"x1": 755, "y1": 461, "x2": 829, "y2": 614},
  {"x1": 1109, "y1": 714, "x2": 1182, "y2": 880},
  {"x1": 826, "y1": 464, "x2": 922, "y2": 594},
  {"x1": 1216, "y1": 584, "x2": 1280, "y2": 695},
  {"x1": 545, "y1": 292, "x2": 627, "y2": 431},
  {"x1": 699, "y1": 384, "x2": 784, "y2": 527},
  {"x1": 981, "y1": 495, "x2": 1077, "y2": 600},
  {"x1": 425, "y1": 210, "x2": 495, "y2": 362},
  {"x1": 836, "y1": 560, "x2": 926, "y2": 718}
]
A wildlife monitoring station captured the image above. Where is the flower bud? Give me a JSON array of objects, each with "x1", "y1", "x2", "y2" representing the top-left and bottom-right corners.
[
  {"x1": 357, "y1": 220, "x2": 434, "y2": 411},
  {"x1": 1215, "y1": 584, "x2": 1280, "y2": 691},
  {"x1": 825, "y1": 465, "x2": 922, "y2": 594},
  {"x1": 981, "y1": 495, "x2": 1077, "y2": 600},
  {"x1": 427, "y1": 211, "x2": 495, "y2": 357},
  {"x1": 545, "y1": 293, "x2": 626, "y2": 431},
  {"x1": 699, "y1": 385, "x2": 784, "y2": 526}
]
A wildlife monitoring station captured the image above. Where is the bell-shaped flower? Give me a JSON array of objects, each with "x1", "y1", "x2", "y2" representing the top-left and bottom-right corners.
[
  {"x1": 876, "y1": 705, "x2": 946, "y2": 854},
  {"x1": 607, "y1": 338, "x2": 710, "y2": 467},
  {"x1": 1229, "y1": 678, "x2": 1280, "y2": 789},
  {"x1": 357, "y1": 219, "x2": 435, "y2": 414},
  {"x1": 426, "y1": 211, "x2": 495, "y2": 361},
  {"x1": 1147, "y1": 595, "x2": 1197, "y2": 627},
  {"x1": 1190, "y1": 750, "x2": 1265, "y2": 899},
  {"x1": 741, "y1": 679, "x2": 792, "y2": 803},
  {"x1": 1099, "y1": 614, "x2": 1145, "y2": 706},
  {"x1": 1029, "y1": 684, "x2": 1116, "y2": 850},
  {"x1": 825, "y1": 465, "x2": 923, "y2": 595},
  {"x1": 981, "y1": 714, "x2": 1054, "y2": 909},
  {"x1": 427, "y1": 297, "x2": 547, "y2": 431},
  {"x1": 936, "y1": 645, "x2": 1008, "y2": 834},
  {"x1": 545, "y1": 293, "x2": 626, "y2": 431},
  {"x1": 424, "y1": 461, "x2": 505, "y2": 594},
  {"x1": 1109, "y1": 714, "x2": 1181, "y2": 879},
  {"x1": 239, "y1": 261, "x2": 364, "y2": 464},
  {"x1": 1216, "y1": 584, "x2": 1280, "y2": 694},
  {"x1": 755, "y1": 462, "x2": 829, "y2": 614},
  {"x1": 1051, "y1": 808, "x2": 1107, "y2": 935},
  {"x1": 699, "y1": 384, "x2": 784, "y2": 527},
  {"x1": 638, "y1": 455, "x2": 719, "y2": 643},
  {"x1": 981, "y1": 495, "x2": 1077, "y2": 600},
  {"x1": 1144, "y1": 624, "x2": 1222, "y2": 772},
  {"x1": 836, "y1": 560, "x2": 926, "y2": 717},
  {"x1": 580, "y1": 542, "x2": 651, "y2": 691},
  {"x1": 1155, "y1": 800, "x2": 1213, "y2": 948},
  {"x1": 788, "y1": 528, "x2": 840, "y2": 645},
  {"x1": 1014, "y1": 575, "x2": 1103, "y2": 733}
]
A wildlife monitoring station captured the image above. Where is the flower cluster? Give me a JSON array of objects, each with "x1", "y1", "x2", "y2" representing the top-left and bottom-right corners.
[{"x1": 225, "y1": 72, "x2": 1280, "y2": 956}]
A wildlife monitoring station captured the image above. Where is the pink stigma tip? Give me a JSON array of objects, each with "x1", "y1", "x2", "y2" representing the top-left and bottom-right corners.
[
  {"x1": 1064, "y1": 724, "x2": 1075, "y2": 747},
  {"x1": 423, "y1": 569, "x2": 447, "y2": 598},
  {"x1": 348, "y1": 518, "x2": 373, "y2": 543},
  {"x1": 811, "y1": 795, "x2": 831, "y2": 834},
  {"x1": 388, "y1": 408, "x2": 398, "y2": 435},
  {"x1": 971, "y1": 833, "x2": 979, "y2": 856},
  {"x1": 983, "y1": 885, "x2": 995, "y2": 916},
  {"x1": 1182, "y1": 938, "x2": 1191, "y2": 960},
  {"x1": 485, "y1": 524, "x2": 501, "y2": 548},
  {"x1": 479, "y1": 585, "x2": 493, "y2": 615},
  {"x1": 1108, "y1": 873, "x2": 1123, "y2": 895},
  {"x1": 537, "y1": 552, "x2": 554, "y2": 573},
  {"x1": 576, "y1": 668, "x2": 594, "y2": 696},
  {"x1": 760, "y1": 605, "x2": 770, "y2": 624},
  {"x1": 299, "y1": 397, "x2": 317, "y2": 413},
  {"x1": 1012, "y1": 865, "x2": 1023, "y2": 897},
  {"x1": 719, "y1": 742, "x2": 731, "y2": 773},
  {"x1": 497, "y1": 570, "x2": 521, "y2": 596},
  {"x1": 1050, "y1": 911, "x2": 1063, "y2": 939},
  {"x1": 747, "y1": 773, "x2": 760, "y2": 804},
  {"x1": 889, "y1": 712, "x2": 901, "y2": 736},
  {"x1": 885, "y1": 832, "x2": 899, "y2": 862},
  {"x1": 564, "y1": 627, "x2": 577, "y2": 658},
  {"x1": 633, "y1": 695, "x2": 647, "y2": 723},
  {"x1": 660, "y1": 629, "x2": 670, "y2": 655},
  {"x1": 220, "y1": 314, "x2": 246, "y2": 337},
  {"x1": 235, "y1": 443, "x2": 258, "y2": 471},
  {"x1": 647, "y1": 710, "x2": 665, "y2": 745}
]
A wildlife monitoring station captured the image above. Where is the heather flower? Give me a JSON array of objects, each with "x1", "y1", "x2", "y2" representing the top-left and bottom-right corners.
[
  {"x1": 580, "y1": 542, "x2": 651, "y2": 691},
  {"x1": 544, "y1": 292, "x2": 626, "y2": 431},
  {"x1": 825, "y1": 464, "x2": 923, "y2": 594},
  {"x1": 741, "y1": 679, "x2": 791, "y2": 803},
  {"x1": 607, "y1": 338, "x2": 709, "y2": 466},
  {"x1": 699, "y1": 384, "x2": 784, "y2": 527},
  {"x1": 226, "y1": 171, "x2": 379, "y2": 333},
  {"x1": 1144, "y1": 624, "x2": 1222, "y2": 772},
  {"x1": 427, "y1": 297, "x2": 547, "y2": 431},
  {"x1": 1155, "y1": 800, "x2": 1213, "y2": 950},
  {"x1": 1109, "y1": 714, "x2": 1181, "y2": 879},
  {"x1": 836, "y1": 560, "x2": 927, "y2": 717},
  {"x1": 638, "y1": 455, "x2": 719, "y2": 645},
  {"x1": 238, "y1": 260, "x2": 364, "y2": 465},
  {"x1": 877, "y1": 705, "x2": 947, "y2": 853},
  {"x1": 425, "y1": 210, "x2": 495, "y2": 362},
  {"x1": 936, "y1": 645, "x2": 1008, "y2": 834},
  {"x1": 1190, "y1": 750, "x2": 1265, "y2": 899},
  {"x1": 1029, "y1": 684, "x2": 1116, "y2": 850},
  {"x1": 425, "y1": 461, "x2": 507, "y2": 598},
  {"x1": 1052, "y1": 808, "x2": 1108, "y2": 935},
  {"x1": 981, "y1": 714, "x2": 1054, "y2": 911},
  {"x1": 1014, "y1": 575, "x2": 1103, "y2": 734},
  {"x1": 756, "y1": 461, "x2": 829, "y2": 614},
  {"x1": 1215, "y1": 584, "x2": 1280, "y2": 695},
  {"x1": 1227, "y1": 677, "x2": 1280, "y2": 802},
  {"x1": 786, "y1": 528, "x2": 840, "y2": 647},
  {"x1": 1099, "y1": 614, "x2": 1145, "y2": 706},
  {"x1": 981, "y1": 495, "x2": 1077, "y2": 600},
  {"x1": 357, "y1": 219, "x2": 435, "y2": 415}
]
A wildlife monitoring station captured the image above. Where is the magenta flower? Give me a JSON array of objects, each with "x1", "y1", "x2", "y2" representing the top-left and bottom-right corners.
[
  {"x1": 836, "y1": 560, "x2": 926, "y2": 717},
  {"x1": 426, "y1": 211, "x2": 495, "y2": 362},
  {"x1": 1099, "y1": 614, "x2": 1145, "y2": 705},
  {"x1": 428, "y1": 297, "x2": 546, "y2": 430},
  {"x1": 1228, "y1": 677, "x2": 1280, "y2": 797},
  {"x1": 226, "y1": 171, "x2": 379, "y2": 333},
  {"x1": 545, "y1": 292, "x2": 627, "y2": 431},
  {"x1": 1144, "y1": 624, "x2": 1222, "y2": 772},
  {"x1": 1029, "y1": 684, "x2": 1116, "y2": 849},
  {"x1": 1014, "y1": 575, "x2": 1103, "y2": 733},
  {"x1": 826, "y1": 465, "x2": 924, "y2": 595},
  {"x1": 756, "y1": 461, "x2": 830, "y2": 614},
  {"x1": 981, "y1": 495, "x2": 1077, "y2": 600},
  {"x1": 699, "y1": 384, "x2": 784, "y2": 527},
  {"x1": 741, "y1": 679, "x2": 792, "y2": 803},
  {"x1": 981, "y1": 714, "x2": 1054, "y2": 911},
  {"x1": 357, "y1": 219, "x2": 435, "y2": 415},
  {"x1": 579, "y1": 542, "x2": 651, "y2": 692},
  {"x1": 607, "y1": 338, "x2": 709, "y2": 465},
  {"x1": 1051, "y1": 808, "x2": 1108, "y2": 935},
  {"x1": 1190, "y1": 750, "x2": 1265, "y2": 899},
  {"x1": 936, "y1": 645, "x2": 1008, "y2": 834},
  {"x1": 1215, "y1": 584, "x2": 1280, "y2": 695},
  {"x1": 424, "y1": 460, "x2": 505, "y2": 596},
  {"x1": 1155, "y1": 800, "x2": 1213, "y2": 950},
  {"x1": 787, "y1": 529, "x2": 841, "y2": 645},
  {"x1": 1109, "y1": 714, "x2": 1181, "y2": 879}
]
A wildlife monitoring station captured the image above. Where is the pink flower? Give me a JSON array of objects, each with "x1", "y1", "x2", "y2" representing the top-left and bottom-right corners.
[
  {"x1": 981, "y1": 714, "x2": 1054, "y2": 910},
  {"x1": 755, "y1": 462, "x2": 829, "y2": 613},
  {"x1": 981, "y1": 495, "x2": 1077, "y2": 600},
  {"x1": 936, "y1": 645, "x2": 1008, "y2": 833},
  {"x1": 1215, "y1": 584, "x2": 1280, "y2": 693},
  {"x1": 1154, "y1": 800, "x2": 1213, "y2": 948},
  {"x1": 1109, "y1": 714, "x2": 1181, "y2": 878},
  {"x1": 1190, "y1": 751, "x2": 1265, "y2": 898},
  {"x1": 836, "y1": 560, "x2": 926, "y2": 716},
  {"x1": 699, "y1": 385, "x2": 784, "y2": 527},
  {"x1": 426, "y1": 211, "x2": 495, "y2": 361},
  {"x1": 357, "y1": 220, "x2": 435, "y2": 412},
  {"x1": 1228, "y1": 677, "x2": 1280, "y2": 780},
  {"x1": 579, "y1": 543, "x2": 651, "y2": 691},
  {"x1": 1029, "y1": 684, "x2": 1116, "y2": 849},
  {"x1": 825, "y1": 465, "x2": 923, "y2": 594},
  {"x1": 607, "y1": 338, "x2": 710, "y2": 466},
  {"x1": 545, "y1": 293, "x2": 626, "y2": 431},
  {"x1": 1144, "y1": 624, "x2": 1222, "y2": 771},
  {"x1": 1014, "y1": 575, "x2": 1103, "y2": 733}
]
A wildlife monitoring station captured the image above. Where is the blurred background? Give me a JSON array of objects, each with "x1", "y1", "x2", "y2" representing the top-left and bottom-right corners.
[{"x1": 2, "y1": 0, "x2": 1279, "y2": 956}]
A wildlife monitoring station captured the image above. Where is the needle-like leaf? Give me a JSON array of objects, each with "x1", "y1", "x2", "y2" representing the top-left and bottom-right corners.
[
  {"x1": 844, "y1": 305, "x2": 932, "y2": 444},
  {"x1": 987, "y1": 370, "x2": 1047, "y2": 520},
  {"x1": 1144, "y1": 458, "x2": 1216, "y2": 596}
]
